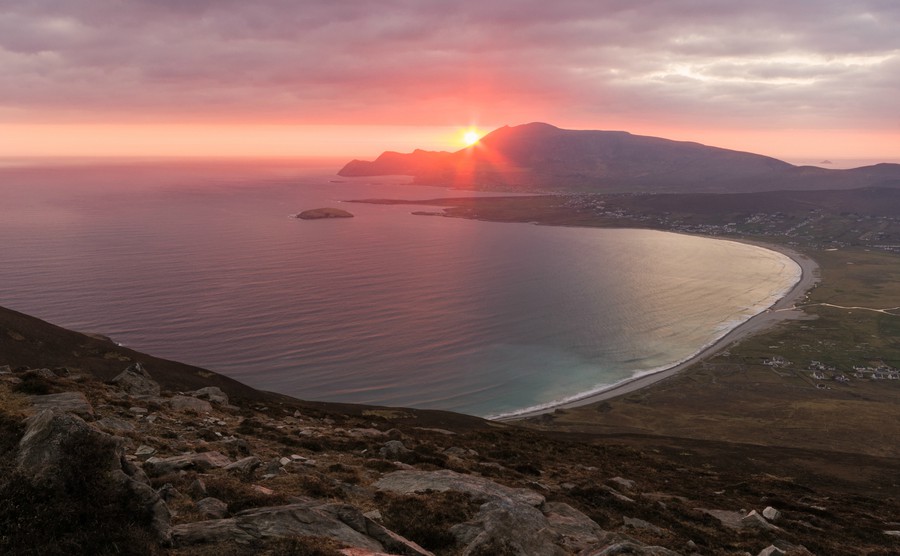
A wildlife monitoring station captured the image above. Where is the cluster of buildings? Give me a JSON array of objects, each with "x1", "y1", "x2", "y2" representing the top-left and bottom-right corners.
[
  {"x1": 851, "y1": 363, "x2": 900, "y2": 381},
  {"x1": 557, "y1": 196, "x2": 899, "y2": 251},
  {"x1": 762, "y1": 356, "x2": 899, "y2": 385},
  {"x1": 808, "y1": 360, "x2": 899, "y2": 384}
]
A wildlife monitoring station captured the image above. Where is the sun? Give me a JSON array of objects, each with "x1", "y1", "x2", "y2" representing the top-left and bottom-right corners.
[{"x1": 462, "y1": 130, "x2": 481, "y2": 146}]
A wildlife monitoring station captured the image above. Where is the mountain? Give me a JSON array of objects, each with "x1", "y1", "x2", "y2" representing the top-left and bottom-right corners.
[
  {"x1": 4, "y1": 304, "x2": 900, "y2": 554},
  {"x1": 338, "y1": 122, "x2": 900, "y2": 193}
]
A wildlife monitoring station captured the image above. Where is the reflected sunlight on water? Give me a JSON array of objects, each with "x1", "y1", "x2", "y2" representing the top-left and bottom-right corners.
[{"x1": 0, "y1": 160, "x2": 798, "y2": 416}]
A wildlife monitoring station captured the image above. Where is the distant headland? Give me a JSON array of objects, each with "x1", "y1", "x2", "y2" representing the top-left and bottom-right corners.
[{"x1": 339, "y1": 122, "x2": 900, "y2": 194}]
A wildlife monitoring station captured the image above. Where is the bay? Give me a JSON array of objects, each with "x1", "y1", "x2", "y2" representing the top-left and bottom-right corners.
[{"x1": 0, "y1": 159, "x2": 799, "y2": 417}]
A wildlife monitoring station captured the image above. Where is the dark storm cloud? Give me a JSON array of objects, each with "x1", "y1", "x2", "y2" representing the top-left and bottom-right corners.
[{"x1": 0, "y1": 0, "x2": 897, "y2": 127}]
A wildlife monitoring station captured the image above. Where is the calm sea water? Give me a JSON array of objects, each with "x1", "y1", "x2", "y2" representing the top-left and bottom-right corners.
[{"x1": 0, "y1": 159, "x2": 799, "y2": 417}]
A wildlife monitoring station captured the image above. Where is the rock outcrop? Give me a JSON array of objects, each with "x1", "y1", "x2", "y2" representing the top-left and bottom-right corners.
[
  {"x1": 172, "y1": 502, "x2": 428, "y2": 554},
  {"x1": 28, "y1": 391, "x2": 94, "y2": 416},
  {"x1": 13, "y1": 409, "x2": 172, "y2": 544},
  {"x1": 295, "y1": 207, "x2": 354, "y2": 219},
  {"x1": 110, "y1": 362, "x2": 161, "y2": 396}
]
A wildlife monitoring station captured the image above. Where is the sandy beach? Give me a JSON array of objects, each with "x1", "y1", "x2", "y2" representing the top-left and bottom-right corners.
[{"x1": 501, "y1": 240, "x2": 820, "y2": 421}]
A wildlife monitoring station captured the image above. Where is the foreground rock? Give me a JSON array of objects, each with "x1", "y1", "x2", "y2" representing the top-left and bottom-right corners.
[
  {"x1": 143, "y1": 451, "x2": 233, "y2": 477},
  {"x1": 172, "y1": 501, "x2": 432, "y2": 555},
  {"x1": 375, "y1": 470, "x2": 670, "y2": 555},
  {"x1": 14, "y1": 409, "x2": 172, "y2": 544},
  {"x1": 110, "y1": 361, "x2": 161, "y2": 396},
  {"x1": 28, "y1": 391, "x2": 94, "y2": 416},
  {"x1": 296, "y1": 207, "x2": 354, "y2": 219}
]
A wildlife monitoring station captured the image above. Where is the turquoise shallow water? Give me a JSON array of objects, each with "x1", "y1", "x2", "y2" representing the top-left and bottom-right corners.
[{"x1": 0, "y1": 160, "x2": 799, "y2": 417}]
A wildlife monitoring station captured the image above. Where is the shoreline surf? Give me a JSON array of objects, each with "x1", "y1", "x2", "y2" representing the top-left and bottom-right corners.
[{"x1": 495, "y1": 239, "x2": 819, "y2": 421}]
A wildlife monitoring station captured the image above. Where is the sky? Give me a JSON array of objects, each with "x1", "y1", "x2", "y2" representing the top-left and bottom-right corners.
[{"x1": 1, "y1": 1, "x2": 899, "y2": 163}]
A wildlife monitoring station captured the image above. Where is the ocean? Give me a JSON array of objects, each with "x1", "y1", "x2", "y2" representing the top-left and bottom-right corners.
[{"x1": 0, "y1": 159, "x2": 800, "y2": 417}]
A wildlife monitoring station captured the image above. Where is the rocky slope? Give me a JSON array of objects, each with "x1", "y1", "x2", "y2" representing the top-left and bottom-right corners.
[
  {"x1": 2, "y1": 308, "x2": 899, "y2": 555},
  {"x1": 338, "y1": 123, "x2": 900, "y2": 194}
]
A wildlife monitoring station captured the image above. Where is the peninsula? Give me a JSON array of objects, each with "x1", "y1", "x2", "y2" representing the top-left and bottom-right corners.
[{"x1": 339, "y1": 123, "x2": 900, "y2": 194}]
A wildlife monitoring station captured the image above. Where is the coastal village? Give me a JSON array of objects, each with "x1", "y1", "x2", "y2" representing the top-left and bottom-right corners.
[
  {"x1": 761, "y1": 356, "x2": 900, "y2": 389},
  {"x1": 558, "y1": 194, "x2": 900, "y2": 253}
]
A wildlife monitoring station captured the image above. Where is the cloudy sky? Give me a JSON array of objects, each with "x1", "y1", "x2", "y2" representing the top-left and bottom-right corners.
[{"x1": 1, "y1": 0, "x2": 898, "y2": 161}]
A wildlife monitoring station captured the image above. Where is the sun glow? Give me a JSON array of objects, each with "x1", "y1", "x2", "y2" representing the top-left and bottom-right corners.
[{"x1": 462, "y1": 130, "x2": 481, "y2": 146}]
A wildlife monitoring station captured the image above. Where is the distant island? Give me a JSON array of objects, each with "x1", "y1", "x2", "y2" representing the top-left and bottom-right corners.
[
  {"x1": 295, "y1": 207, "x2": 354, "y2": 219},
  {"x1": 339, "y1": 122, "x2": 900, "y2": 194}
]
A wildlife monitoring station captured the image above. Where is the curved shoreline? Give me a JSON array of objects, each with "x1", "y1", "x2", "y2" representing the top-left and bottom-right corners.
[{"x1": 497, "y1": 240, "x2": 820, "y2": 421}]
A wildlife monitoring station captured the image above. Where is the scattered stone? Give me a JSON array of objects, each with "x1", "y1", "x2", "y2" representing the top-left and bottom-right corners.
[
  {"x1": 225, "y1": 456, "x2": 261, "y2": 476},
  {"x1": 143, "y1": 451, "x2": 232, "y2": 477},
  {"x1": 51, "y1": 366, "x2": 70, "y2": 377},
  {"x1": 758, "y1": 545, "x2": 786, "y2": 556},
  {"x1": 172, "y1": 502, "x2": 384, "y2": 551},
  {"x1": 188, "y1": 478, "x2": 208, "y2": 499},
  {"x1": 196, "y1": 497, "x2": 229, "y2": 519},
  {"x1": 27, "y1": 368, "x2": 58, "y2": 380},
  {"x1": 375, "y1": 469, "x2": 545, "y2": 507},
  {"x1": 110, "y1": 362, "x2": 160, "y2": 396},
  {"x1": 544, "y1": 502, "x2": 609, "y2": 553},
  {"x1": 264, "y1": 458, "x2": 283, "y2": 476},
  {"x1": 95, "y1": 416, "x2": 136, "y2": 433},
  {"x1": 582, "y1": 539, "x2": 681, "y2": 555},
  {"x1": 885, "y1": 530, "x2": 900, "y2": 537},
  {"x1": 699, "y1": 508, "x2": 744, "y2": 530},
  {"x1": 222, "y1": 437, "x2": 251, "y2": 455},
  {"x1": 762, "y1": 506, "x2": 782, "y2": 521},
  {"x1": 451, "y1": 499, "x2": 567, "y2": 556},
  {"x1": 28, "y1": 391, "x2": 94, "y2": 417},
  {"x1": 610, "y1": 477, "x2": 637, "y2": 491},
  {"x1": 130, "y1": 406, "x2": 149, "y2": 414},
  {"x1": 192, "y1": 386, "x2": 228, "y2": 405},
  {"x1": 251, "y1": 484, "x2": 275, "y2": 496},
  {"x1": 375, "y1": 469, "x2": 625, "y2": 555},
  {"x1": 363, "y1": 509, "x2": 382, "y2": 521},
  {"x1": 135, "y1": 444, "x2": 157, "y2": 460},
  {"x1": 158, "y1": 483, "x2": 182, "y2": 503},
  {"x1": 742, "y1": 510, "x2": 779, "y2": 531},
  {"x1": 379, "y1": 440, "x2": 411, "y2": 460},
  {"x1": 624, "y1": 516, "x2": 665, "y2": 535},
  {"x1": 167, "y1": 395, "x2": 213, "y2": 413},
  {"x1": 603, "y1": 486, "x2": 635, "y2": 503}
]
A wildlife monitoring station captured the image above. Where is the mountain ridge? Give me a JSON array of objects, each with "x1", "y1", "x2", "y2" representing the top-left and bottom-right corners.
[{"x1": 338, "y1": 122, "x2": 900, "y2": 193}]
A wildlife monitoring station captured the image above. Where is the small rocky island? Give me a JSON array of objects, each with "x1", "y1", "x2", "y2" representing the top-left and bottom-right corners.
[{"x1": 295, "y1": 207, "x2": 354, "y2": 220}]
